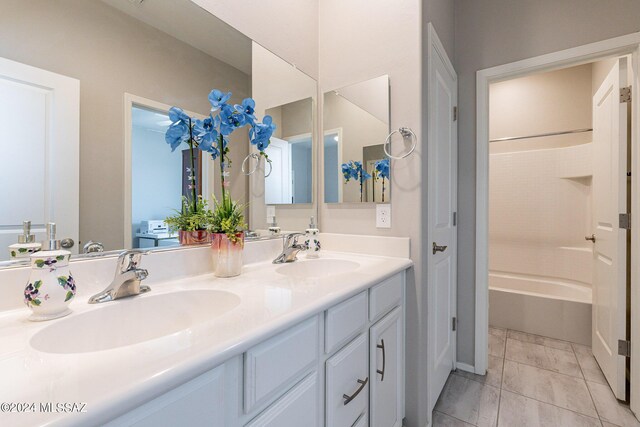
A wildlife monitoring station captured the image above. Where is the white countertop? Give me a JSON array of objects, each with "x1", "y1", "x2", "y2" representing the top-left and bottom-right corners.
[{"x1": 0, "y1": 250, "x2": 412, "y2": 427}]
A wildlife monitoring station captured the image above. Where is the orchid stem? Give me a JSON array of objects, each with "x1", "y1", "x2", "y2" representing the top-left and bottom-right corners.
[
  {"x1": 219, "y1": 134, "x2": 226, "y2": 202},
  {"x1": 188, "y1": 118, "x2": 197, "y2": 215}
]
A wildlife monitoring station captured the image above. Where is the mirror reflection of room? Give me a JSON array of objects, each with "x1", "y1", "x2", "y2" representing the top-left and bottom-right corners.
[
  {"x1": 264, "y1": 98, "x2": 313, "y2": 205},
  {"x1": 0, "y1": 0, "x2": 318, "y2": 263},
  {"x1": 323, "y1": 75, "x2": 390, "y2": 203}
]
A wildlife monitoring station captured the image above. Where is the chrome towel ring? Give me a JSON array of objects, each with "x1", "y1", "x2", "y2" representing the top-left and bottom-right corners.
[
  {"x1": 383, "y1": 127, "x2": 417, "y2": 160},
  {"x1": 241, "y1": 153, "x2": 259, "y2": 176},
  {"x1": 241, "y1": 153, "x2": 273, "y2": 177}
]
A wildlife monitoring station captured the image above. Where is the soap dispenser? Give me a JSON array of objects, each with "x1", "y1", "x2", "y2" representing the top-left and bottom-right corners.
[
  {"x1": 8, "y1": 221, "x2": 42, "y2": 260},
  {"x1": 23, "y1": 223, "x2": 76, "y2": 321},
  {"x1": 305, "y1": 216, "x2": 321, "y2": 258},
  {"x1": 268, "y1": 215, "x2": 281, "y2": 235}
]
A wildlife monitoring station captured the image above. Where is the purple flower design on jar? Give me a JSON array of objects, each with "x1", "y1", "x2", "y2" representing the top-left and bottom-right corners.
[
  {"x1": 57, "y1": 274, "x2": 76, "y2": 302},
  {"x1": 24, "y1": 280, "x2": 43, "y2": 307}
]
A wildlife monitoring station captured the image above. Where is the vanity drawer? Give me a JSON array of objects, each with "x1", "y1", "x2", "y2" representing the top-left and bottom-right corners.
[
  {"x1": 244, "y1": 316, "x2": 319, "y2": 413},
  {"x1": 325, "y1": 291, "x2": 367, "y2": 354},
  {"x1": 245, "y1": 372, "x2": 319, "y2": 427},
  {"x1": 369, "y1": 273, "x2": 402, "y2": 321},
  {"x1": 326, "y1": 333, "x2": 369, "y2": 427}
]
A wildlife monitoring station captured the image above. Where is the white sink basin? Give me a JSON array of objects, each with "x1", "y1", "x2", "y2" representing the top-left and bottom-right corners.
[
  {"x1": 30, "y1": 290, "x2": 240, "y2": 354},
  {"x1": 276, "y1": 259, "x2": 360, "y2": 278}
]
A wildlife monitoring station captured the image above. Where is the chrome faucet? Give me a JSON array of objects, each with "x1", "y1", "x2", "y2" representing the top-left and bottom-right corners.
[
  {"x1": 88, "y1": 250, "x2": 150, "y2": 304},
  {"x1": 273, "y1": 233, "x2": 307, "y2": 264}
]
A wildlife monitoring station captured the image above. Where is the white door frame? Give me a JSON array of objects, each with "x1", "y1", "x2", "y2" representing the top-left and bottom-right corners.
[
  {"x1": 323, "y1": 127, "x2": 343, "y2": 202},
  {"x1": 123, "y1": 93, "x2": 208, "y2": 249},
  {"x1": 474, "y1": 32, "x2": 640, "y2": 411}
]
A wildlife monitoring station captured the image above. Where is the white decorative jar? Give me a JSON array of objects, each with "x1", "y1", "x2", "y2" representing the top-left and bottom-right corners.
[{"x1": 23, "y1": 224, "x2": 76, "y2": 321}]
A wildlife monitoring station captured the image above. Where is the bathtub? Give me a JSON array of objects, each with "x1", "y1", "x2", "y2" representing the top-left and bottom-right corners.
[{"x1": 489, "y1": 272, "x2": 592, "y2": 345}]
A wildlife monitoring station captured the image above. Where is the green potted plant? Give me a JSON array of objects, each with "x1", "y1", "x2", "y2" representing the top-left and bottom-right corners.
[
  {"x1": 164, "y1": 196, "x2": 213, "y2": 245},
  {"x1": 165, "y1": 89, "x2": 275, "y2": 276}
]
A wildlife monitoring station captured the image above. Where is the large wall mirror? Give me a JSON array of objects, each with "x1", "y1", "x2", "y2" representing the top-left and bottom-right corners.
[
  {"x1": 323, "y1": 75, "x2": 390, "y2": 204},
  {"x1": 0, "y1": 0, "x2": 317, "y2": 264}
]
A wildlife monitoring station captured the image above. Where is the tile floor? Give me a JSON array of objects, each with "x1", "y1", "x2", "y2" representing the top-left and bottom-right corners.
[{"x1": 433, "y1": 327, "x2": 640, "y2": 427}]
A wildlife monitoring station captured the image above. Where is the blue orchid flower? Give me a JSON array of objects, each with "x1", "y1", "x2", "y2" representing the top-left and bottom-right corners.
[
  {"x1": 220, "y1": 104, "x2": 247, "y2": 135},
  {"x1": 374, "y1": 158, "x2": 390, "y2": 179},
  {"x1": 193, "y1": 116, "x2": 219, "y2": 150},
  {"x1": 168, "y1": 106, "x2": 191, "y2": 124},
  {"x1": 235, "y1": 98, "x2": 256, "y2": 125},
  {"x1": 249, "y1": 115, "x2": 276, "y2": 152},
  {"x1": 165, "y1": 121, "x2": 190, "y2": 152},
  {"x1": 208, "y1": 89, "x2": 232, "y2": 111}
]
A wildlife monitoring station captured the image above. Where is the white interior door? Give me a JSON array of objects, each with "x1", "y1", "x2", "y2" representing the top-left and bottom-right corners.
[
  {"x1": 264, "y1": 137, "x2": 292, "y2": 204},
  {"x1": 592, "y1": 57, "x2": 629, "y2": 400},
  {"x1": 0, "y1": 57, "x2": 79, "y2": 257},
  {"x1": 426, "y1": 24, "x2": 458, "y2": 413}
]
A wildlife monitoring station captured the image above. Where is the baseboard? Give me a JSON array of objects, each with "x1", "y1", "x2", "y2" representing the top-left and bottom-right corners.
[{"x1": 454, "y1": 362, "x2": 475, "y2": 374}]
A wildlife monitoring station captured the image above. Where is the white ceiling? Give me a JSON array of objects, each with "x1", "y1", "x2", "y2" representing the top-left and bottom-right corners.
[{"x1": 100, "y1": 0, "x2": 251, "y2": 74}]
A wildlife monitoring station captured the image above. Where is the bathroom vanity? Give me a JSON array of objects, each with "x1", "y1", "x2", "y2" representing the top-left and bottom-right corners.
[{"x1": 0, "y1": 235, "x2": 411, "y2": 427}]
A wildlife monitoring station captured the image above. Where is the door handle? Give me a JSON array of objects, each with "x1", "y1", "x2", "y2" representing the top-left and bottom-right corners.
[
  {"x1": 585, "y1": 234, "x2": 596, "y2": 243},
  {"x1": 433, "y1": 242, "x2": 448, "y2": 254},
  {"x1": 376, "y1": 339, "x2": 386, "y2": 382},
  {"x1": 343, "y1": 377, "x2": 368, "y2": 405}
]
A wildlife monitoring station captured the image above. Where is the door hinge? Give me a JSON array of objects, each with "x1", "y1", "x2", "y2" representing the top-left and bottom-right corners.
[
  {"x1": 619, "y1": 213, "x2": 631, "y2": 230},
  {"x1": 453, "y1": 212, "x2": 457, "y2": 226},
  {"x1": 452, "y1": 317, "x2": 457, "y2": 331},
  {"x1": 453, "y1": 106, "x2": 458, "y2": 121},
  {"x1": 618, "y1": 340, "x2": 631, "y2": 357},
  {"x1": 620, "y1": 86, "x2": 632, "y2": 103}
]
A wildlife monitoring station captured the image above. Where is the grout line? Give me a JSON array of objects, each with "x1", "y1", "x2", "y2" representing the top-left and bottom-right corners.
[
  {"x1": 496, "y1": 337, "x2": 507, "y2": 427},
  {"x1": 505, "y1": 327, "x2": 575, "y2": 346},
  {"x1": 433, "y1": 410, "x2": 474, "y2": 426},
  {"x1": 499, "y1": 387, "x2": 603, "y2": 423},
  {"x1": 502, "y1": 355, "x2": 584, "y2": 380}
]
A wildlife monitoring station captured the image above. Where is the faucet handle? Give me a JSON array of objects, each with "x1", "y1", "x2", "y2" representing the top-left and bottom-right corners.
[
  {"x1": 283, "y1": 232, "x2": 305, "y2": 247},
  {"x1": 117, "y1": 249, "x2": 149, "y2": 272}
]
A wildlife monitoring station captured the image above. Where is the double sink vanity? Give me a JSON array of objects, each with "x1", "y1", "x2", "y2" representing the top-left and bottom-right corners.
[{"x1": 0, "y1": 234, "x2": 411, "y2": 426}]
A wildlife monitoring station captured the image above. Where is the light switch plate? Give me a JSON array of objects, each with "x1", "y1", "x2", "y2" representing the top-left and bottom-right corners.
[{"x1": 376, "y1": 204, "x2": 391, "y2": 228}]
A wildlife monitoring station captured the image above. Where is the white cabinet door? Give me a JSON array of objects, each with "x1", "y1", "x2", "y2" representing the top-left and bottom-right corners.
[
  {"x1": 245, "y1": 372, "x2": 319, "y2": 427},
  {"x1": 105, "y1": 360, "x2": 237, "y2": 427},
  {"x1": 370, "y1": 306, "x2": 403, "y2": 427},
  {"x1": 326, "y1": 333, "x2": 369, "y2": 427}
]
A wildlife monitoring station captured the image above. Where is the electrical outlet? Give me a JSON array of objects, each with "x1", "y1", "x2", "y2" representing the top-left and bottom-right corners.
[{"x1": 376, "y1": 204, "x2": 391, "y2": 228}]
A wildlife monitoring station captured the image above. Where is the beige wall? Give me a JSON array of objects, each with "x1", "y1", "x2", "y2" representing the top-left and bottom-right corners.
[
  {"x1": 455, "y1": 0, "x2": 640, "y2": 366},
  {"x1": 490, "y1": 64, "x2": 593, "y2": 153},
  {"x1": 0, "y1": 0, "x2": 250, "y2": 250},
  {"x1": 192, "y1": 0, "x2": 318, "y2": 79}
]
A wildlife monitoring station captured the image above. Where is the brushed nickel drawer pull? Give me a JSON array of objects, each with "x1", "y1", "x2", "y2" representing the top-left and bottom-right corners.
[
  {"x1": 377, "y1": 339, "x2": 386, "y2": 381},
  {"x1": 585, "y1": 234, "x2": 596, "y2": 243},
  {"x1": 343, "y1": 377, "x2": 368, "y2": 405}
]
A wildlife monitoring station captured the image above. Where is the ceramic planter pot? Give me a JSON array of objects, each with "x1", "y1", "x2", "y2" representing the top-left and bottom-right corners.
[
  {"x1": 211, "y1": 232, "x2": 244, "y2": 277},
  {"x1": 178, "y1": 229, "x2": 211, "y2": 246}
]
